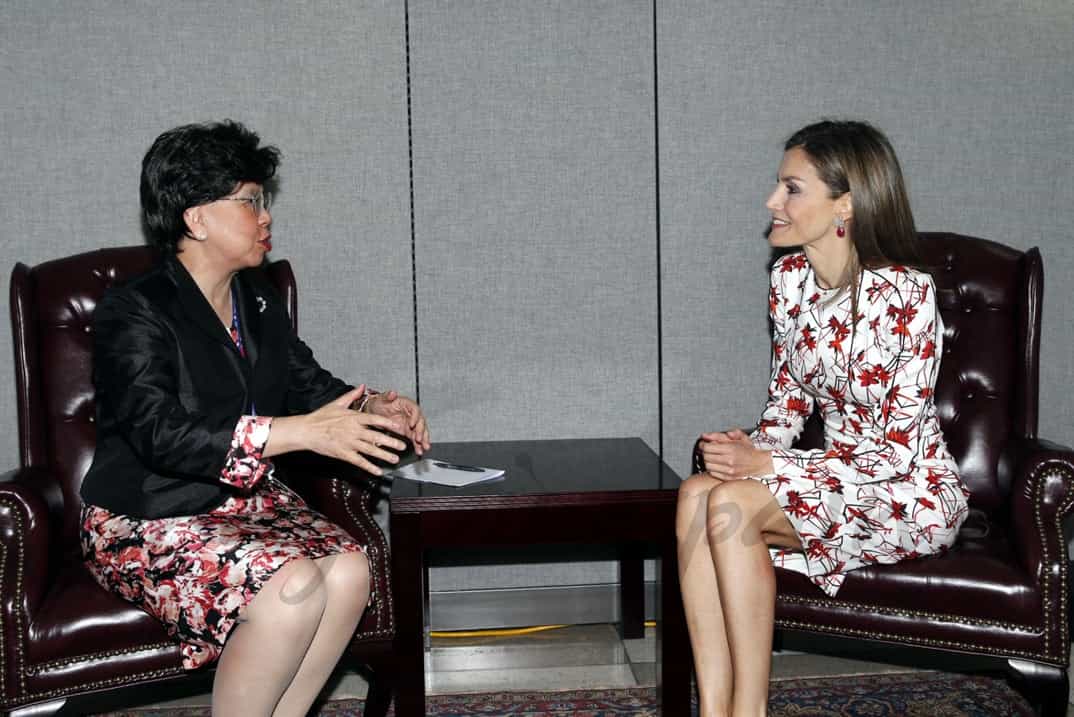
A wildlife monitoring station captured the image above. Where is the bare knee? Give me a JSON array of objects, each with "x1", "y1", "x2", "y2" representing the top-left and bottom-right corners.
[
  {"x1": 705, "y1": 480, "x2": 755, "y2": 546},
  {"x1": 677, "y1": 473, "x2": 721, "y2": 517},
  {"x1": 676, "y1": 474, "x2": 720, "y2": 544},
  {"x1": 247, "y1": 558, "x2": 327, "y2": 630},
  {"x1": 277, "y1": 557, "x2": 329, "y2": 606},
  {"x1": 318, "y1": 551, "x2": 370, "y2": 615},
  {"x1": 706, "y1": 480, "x2": 786, "y2": 549},
  {"x1": 679, "y1": 473, "x2": 721, "y2": 501}
]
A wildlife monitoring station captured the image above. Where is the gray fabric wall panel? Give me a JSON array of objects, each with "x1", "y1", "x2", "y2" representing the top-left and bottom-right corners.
[
  {"x1": 658, "y1": 0, "x2": 1074, "y2": 478},
  {"x1": 2, "y1": 1, "x2": 1072, "y2": 601},
  {"x1": 0, "y1": 2, "x2": 415, "y2": 467},
  {"x1": 409, "y1": 0, "x2": 658, "y2": 445},
  {"x1": 408, "y1": 0, "x2": 658, "y2": 590}
]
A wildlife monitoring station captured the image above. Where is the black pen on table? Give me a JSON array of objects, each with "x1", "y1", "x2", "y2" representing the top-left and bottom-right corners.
[{"x1": 433, "y1": 461, "x2": 485, "y2": 473}]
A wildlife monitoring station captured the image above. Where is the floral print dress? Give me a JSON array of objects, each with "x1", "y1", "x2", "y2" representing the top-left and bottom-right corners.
[
  {"x1": 749, "y1": 253, "x2": 970, "y2": 596},
  {"x1": 81, "y1": 312, "x2": 366, "y2": 670}
]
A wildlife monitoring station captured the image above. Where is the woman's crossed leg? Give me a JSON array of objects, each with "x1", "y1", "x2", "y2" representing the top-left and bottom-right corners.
[
  {"x1": 677, "y1": 474, "x2": 801, "y2": 717},
  {"x1": 212, "y1": 551, "x2": 371, "y2": 717}
]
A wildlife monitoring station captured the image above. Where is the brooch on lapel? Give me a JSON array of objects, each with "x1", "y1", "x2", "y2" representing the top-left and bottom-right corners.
[{"x1": 256, "y1": 296, "x2": 267, "y2": 313}]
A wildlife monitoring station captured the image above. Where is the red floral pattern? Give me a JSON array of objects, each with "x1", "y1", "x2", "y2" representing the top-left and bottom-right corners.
[
  {"x1": 219, "y1": 414, "x2": 272, "y2": 489},
  {"x1": 81, "y1": 324, "x2": 365, "y2": 670},
  {"x1": 750, "y1": 253, "x2": 969, "y2": 596},
  {"x1": 80, "y1": 476, "x2": 365, "y2": 670}
]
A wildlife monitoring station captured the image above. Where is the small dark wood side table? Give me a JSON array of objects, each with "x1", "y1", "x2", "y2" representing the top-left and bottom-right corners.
[{"x1": 388, "y1": 437, "x2": 691, "y2": 716}]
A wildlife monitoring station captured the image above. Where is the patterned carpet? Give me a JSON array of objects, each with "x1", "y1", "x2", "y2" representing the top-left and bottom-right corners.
[{"x1": 101, "y1": 671, "x2": 1036, "y2": 716}]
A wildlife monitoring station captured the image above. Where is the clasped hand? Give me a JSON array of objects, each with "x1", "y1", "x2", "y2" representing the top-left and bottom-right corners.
[
  {"x1": 698, "y1": 428, "x2": 774, "y2": 480},
  {"x1": 293, "y1": 384, "x2": 430, "y2": 477},
  {"x1": 363, "y1": 388, "x2": 431, "y2": 456}
]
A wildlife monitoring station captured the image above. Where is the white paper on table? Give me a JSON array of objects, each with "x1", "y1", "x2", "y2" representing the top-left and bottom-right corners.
[{"x1": 384, "y1": 458, "x2": 505, "y2": 487}]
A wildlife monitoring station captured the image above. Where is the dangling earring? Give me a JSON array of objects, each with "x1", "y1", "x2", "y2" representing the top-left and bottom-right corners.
[{"x1": 835, "y1": 216, "x2": 847, "y2": 238}]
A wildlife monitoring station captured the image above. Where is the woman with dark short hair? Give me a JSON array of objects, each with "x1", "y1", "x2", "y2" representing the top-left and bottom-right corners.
[
  {"x1": 79, "y1": 120, "x2": 431, "y2": 716},
  {"x1": 677, "y1": 120, "x2": 969, "y2": 716}
]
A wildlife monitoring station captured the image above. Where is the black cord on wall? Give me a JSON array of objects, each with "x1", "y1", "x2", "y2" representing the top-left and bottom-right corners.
[
  {"x1": 404, "y1": 0, "x2": 420, "y2": 404},
  {"x1": 653, "y1": 0, "x2": 664, "y2": 460}
]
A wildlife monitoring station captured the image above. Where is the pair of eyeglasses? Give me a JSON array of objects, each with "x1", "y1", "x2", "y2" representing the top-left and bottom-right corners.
[{"x1": 218, "y1": 192, "x2": 271, "y2": 215}]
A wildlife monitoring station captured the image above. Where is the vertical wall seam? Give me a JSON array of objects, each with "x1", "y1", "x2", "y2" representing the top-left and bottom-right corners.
[
  {"x1": 653, "y1": 0, "x2": 664, "y2": 461},
  {"x1": 404, "y1": 0, "x2": 420, "y2": 404}
]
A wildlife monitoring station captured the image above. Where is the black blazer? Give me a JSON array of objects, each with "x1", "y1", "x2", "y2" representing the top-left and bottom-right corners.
[{"x1": 80, "y1": 255, "x2": 351, "y2": 519}]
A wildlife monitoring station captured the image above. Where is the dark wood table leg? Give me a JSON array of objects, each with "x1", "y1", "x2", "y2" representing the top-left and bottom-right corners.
[
  {"x1": 618, "y1": 547, "x2": 645, "y2": 639},
  {"x1": 390, "y1": 511, "x2": 426, "y2": 717},
  {"x1": 423, "y1": 562, "x2": 431, "y2": 647},
  {"x1": 657, "y1": 539, "x2": 692, "y2": 716}
]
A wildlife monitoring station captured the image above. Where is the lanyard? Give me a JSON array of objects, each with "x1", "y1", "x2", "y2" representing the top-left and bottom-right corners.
[{"x1": 229, "y1": 287, "x2": 256, "y2": 416}]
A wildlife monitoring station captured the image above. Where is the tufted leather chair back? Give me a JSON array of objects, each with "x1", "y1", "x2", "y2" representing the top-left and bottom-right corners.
[
  {"x1": 9, "y1": 246, "x2": 297, "y2": 555},
  {"x1": 921, "y1": 233, "x2": 1040, "y2": 517},
  {"x1": 795, "y1": 233, "x2": 1041, "y2": 519}
]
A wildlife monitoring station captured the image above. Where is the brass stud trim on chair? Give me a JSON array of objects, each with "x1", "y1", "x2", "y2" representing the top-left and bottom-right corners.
[
  {"x1": 7, "y1": 497, "x2": 29, "y2": 696},
  {"x1": 774, "y1": 616, "x2": 1065, "y2": 667},
  {"x1": 1, "y1": 667, "x2": 186, "y2": 708},
  {"x1": 1034, "y1": 463, "x2": 1074, "y2": 661},
  {"x1": 776, "y1": 593, "x2": 1041, "y2": 632},
  {"x1": 1, "y1": 538, "x2": 7, "y2": 700},
  {"x1": 1034, "y1": 465, "x2": 1050, "y2": 658},
  {"x1": 335, "y1": 478, "x2": 394, "y2": 641},
  {"x1": 1057, "y1": 477, "x2": 1074, "y2": 659},
  {"x1": 25, "y1": 642, "x2": 179, "y2": 675}
]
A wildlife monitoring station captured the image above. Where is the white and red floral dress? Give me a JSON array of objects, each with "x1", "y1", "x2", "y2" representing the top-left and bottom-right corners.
[
  {"x1": 749, "y1": 253, "x2": 970, "y2": 596},
  {"x1": 80, "y1": 316, "x2": 366, "y2": 670}
]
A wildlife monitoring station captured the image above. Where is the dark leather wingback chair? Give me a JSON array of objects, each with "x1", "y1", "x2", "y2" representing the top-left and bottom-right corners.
[
  {"x1": 1, "y1": 247, "x2": 396, "y2": 716},
  {"x1": 692, "y1": 233, "x2": 1074, "y2": 716}
]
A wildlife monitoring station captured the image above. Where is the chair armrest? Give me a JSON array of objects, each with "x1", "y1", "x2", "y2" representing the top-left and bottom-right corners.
[
  {"x1": 272, "y1": 453, "x2": 384, "y2": 541},
  {"x1": 1009, "y1": 437, "x2": 1074, "y2": 579},
  {"x1": 275, "y1": 454, "x2": 386, "y2": 547},
  {"x1": 0, "y1": 466, "x2": 58, "y2": 623},
  {"x1": 272, "y1": 453, "x2": 394, "y2": 640}
]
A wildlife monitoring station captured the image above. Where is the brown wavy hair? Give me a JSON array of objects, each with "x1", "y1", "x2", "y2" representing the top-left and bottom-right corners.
[{"x1": 785, "y1": 120, "x2": 921, "y2": 285}]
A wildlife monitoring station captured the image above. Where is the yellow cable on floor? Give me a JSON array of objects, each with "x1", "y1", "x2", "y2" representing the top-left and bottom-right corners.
[
  {"x1": 428, "y1": 620, "x2": 656, "y2": 638},
  {"x1": 429, "y1": 624, "x2": 568, "y2": 638}
]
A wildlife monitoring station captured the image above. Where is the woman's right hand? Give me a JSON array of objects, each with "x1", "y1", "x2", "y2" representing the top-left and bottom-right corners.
[
  {"x1": 697, "y1": 428, "x2": 771, "y2": 480},
  {"x1": 265, "y1": 386, "x2": 408, "y2": 476}
]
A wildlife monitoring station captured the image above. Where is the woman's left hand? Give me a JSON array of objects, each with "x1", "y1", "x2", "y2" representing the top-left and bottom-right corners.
[
  {"x1": 698, "y1": 428, "x2": 774, "y2": 480},
  {"x1": 366, "y1": 391, "x2": 431, "y2": 455}
]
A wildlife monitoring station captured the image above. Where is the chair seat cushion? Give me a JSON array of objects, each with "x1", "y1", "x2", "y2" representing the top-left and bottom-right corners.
[
  {"x1": 776, "y1": 535, "x2": 1041, "y2": 629},
  {"x1": 26, "y1": 558, "x2": 179, "y2": 668},
  {"x1": 781, "y1": 532, "x2": 1039, "y2": 626}
]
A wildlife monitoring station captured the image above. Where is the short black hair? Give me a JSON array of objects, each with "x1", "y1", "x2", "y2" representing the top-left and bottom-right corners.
[{"x1": 140, "y1": 120, "x2": 280, "y2": 253}]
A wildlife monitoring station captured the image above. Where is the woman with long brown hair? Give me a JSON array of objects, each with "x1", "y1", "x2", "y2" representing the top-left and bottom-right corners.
[{"x1": 677, "y1": 120, "x2": 969, "y2": 716}]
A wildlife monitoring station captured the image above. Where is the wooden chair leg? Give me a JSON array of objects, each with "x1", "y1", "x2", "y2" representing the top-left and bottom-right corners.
[
  {"x1": 363, "y1": 673, "x2": 394, "y2": 717},
  {"x1": 1007, "y1": 658, "x2": 1070, "y2": 717}
]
